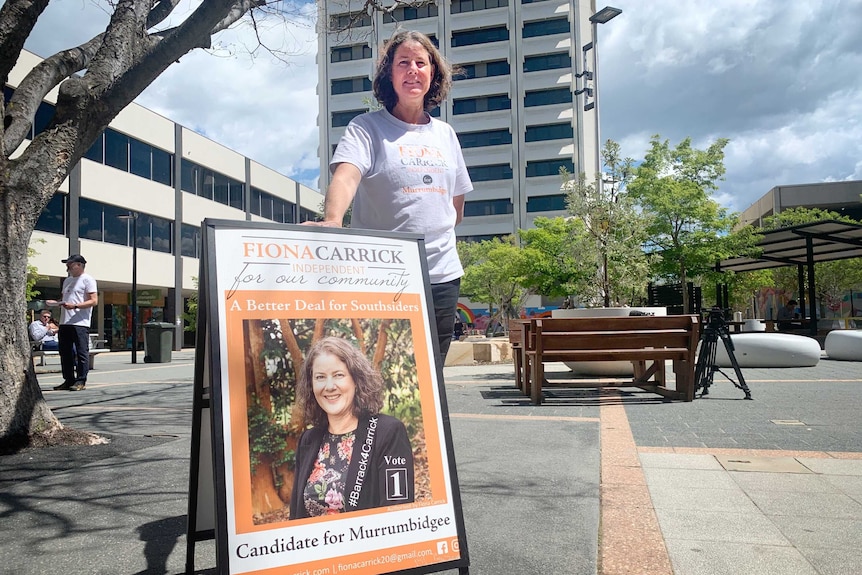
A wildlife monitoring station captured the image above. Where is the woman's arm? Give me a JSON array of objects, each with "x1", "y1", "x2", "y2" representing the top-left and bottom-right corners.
[
  {"x1": 453, "y1": 194, "x2": 465, "y2": 226},
  {"x1": 305, "y1": 162, "x2": 362, "y2": 228}
]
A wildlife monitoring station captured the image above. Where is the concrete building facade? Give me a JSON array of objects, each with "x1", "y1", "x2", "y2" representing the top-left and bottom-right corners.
[
  {"x1": 317, "y1": 0, "x2": 599, "y2": 241},
  {"x1": 12, "y1": 50, "x2": 324, "y2": 350},
  {"x1": 739, "y1": 180, "x2": 862, "y2": 227}
]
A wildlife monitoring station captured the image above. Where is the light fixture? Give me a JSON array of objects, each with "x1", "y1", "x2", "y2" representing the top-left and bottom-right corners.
[{"x1": 590, "y1": 6, "x2": 622, "y2": 24}]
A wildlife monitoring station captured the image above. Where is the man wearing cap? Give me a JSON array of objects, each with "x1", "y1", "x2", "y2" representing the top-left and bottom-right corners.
[{"x1": 52, "y1": 255, "x2": 98, "y2": 391}]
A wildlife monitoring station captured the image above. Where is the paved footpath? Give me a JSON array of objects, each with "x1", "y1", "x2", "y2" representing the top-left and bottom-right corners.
[{"x1": 1, "y1": 351, "x2": 861, "y2": 574}]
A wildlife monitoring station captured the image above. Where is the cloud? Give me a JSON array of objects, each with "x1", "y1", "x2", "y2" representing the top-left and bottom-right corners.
[
  {"x1": 24, "y1": 1, "x2": 322, "y2": 188},
  {"x1": 600, "y1": 0, "x2": 862, "y2": 212},
  {"x1": 23, "y1": 1, "x2": 862, "y2": 211}
]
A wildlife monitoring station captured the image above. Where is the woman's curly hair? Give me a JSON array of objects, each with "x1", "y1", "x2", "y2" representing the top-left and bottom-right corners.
[
  {"x1": 373, "y1": 30, "x2": 454, "y2": 113},
  {"x1": 297, "y1": 337, "x2": 385, "y2": 428}
]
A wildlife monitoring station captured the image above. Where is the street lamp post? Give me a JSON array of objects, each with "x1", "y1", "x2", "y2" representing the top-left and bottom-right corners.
[
  {"x1": 119, "y1": 211, "x2": 139, "y2": 363},
  {"x1": 587, "y1": 6, "x2": 622, "y2": 188}
]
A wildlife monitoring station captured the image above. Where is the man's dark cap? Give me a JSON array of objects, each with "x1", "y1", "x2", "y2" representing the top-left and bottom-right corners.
[{"x1": 62, "y1": 254, "x2": 87, "y2": 264}]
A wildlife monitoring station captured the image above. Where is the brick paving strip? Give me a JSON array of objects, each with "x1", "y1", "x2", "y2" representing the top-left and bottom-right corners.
[{"x1": 599, "y1": 396, "x2": 674, "y2": 575}]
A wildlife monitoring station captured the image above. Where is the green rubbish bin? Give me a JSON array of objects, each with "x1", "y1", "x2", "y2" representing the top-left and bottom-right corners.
[{"x1": 143, "y1": 322, "x2": 174, "y2": 363}]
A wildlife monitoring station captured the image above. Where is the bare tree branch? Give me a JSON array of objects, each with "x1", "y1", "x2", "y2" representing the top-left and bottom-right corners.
[{"x1": 0, "y1": 0, "x2": 51, "y2": 84}]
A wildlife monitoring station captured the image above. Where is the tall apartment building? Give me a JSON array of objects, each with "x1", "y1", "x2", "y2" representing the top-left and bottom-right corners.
[{"x1": 317, "y1": 0, "x2": 599, "y2": 241}]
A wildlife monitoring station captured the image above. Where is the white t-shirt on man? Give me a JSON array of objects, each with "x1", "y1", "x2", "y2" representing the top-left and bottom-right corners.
[{"x1": 60, "y1": 273, "x2": 98, "y2": 327}]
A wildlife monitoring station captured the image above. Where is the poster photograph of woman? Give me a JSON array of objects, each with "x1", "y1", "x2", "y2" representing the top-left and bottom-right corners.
[{"x1": 240, "y1": 317, "x2": 431, "y2": 525}]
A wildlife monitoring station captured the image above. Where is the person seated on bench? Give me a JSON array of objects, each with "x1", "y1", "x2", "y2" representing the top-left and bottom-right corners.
[
  {"x1": 777, "y1": 299, "x2": 803, "y2": 331},
  {"x1": 29, "y1": 309, "x2": 60, "y2": 351}
]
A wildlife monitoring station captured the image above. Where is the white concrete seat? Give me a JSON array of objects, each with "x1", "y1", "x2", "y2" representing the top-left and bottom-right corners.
[
  {"x1": 825, "y1": 330, "x2": 862, "y2": 361},
  {"x1": 712, "y1": 333, "x2": 820, "y2": 368}
]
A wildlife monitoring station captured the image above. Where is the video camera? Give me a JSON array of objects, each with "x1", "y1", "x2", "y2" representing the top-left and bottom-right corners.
[{"x1": 701, "y1": 306, "x2": 730, "y2": 328}]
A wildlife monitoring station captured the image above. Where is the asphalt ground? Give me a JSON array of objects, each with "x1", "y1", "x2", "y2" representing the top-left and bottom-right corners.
[{"x1": 1, "y1": 350, "x2": 861, "y2": 575}]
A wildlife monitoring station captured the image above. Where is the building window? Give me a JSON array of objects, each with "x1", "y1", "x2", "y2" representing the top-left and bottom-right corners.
[
  {"x1": 525, "y1": 122, "x2": 574, "y2": 142},
  {"x1": 453, "y1": 94, "x2": 511, "y2": 115},
  {"x1": 451, "y1": 26, "x2": 509, "y2": 47},
  {"x1": 384, "y1": 3, "x2": 438, "y2": 22},
  {"x1": 331, "y1": 43, "x2": 372, "y2": 63},
  {"x1": 523, "y1": 17, "x2": 570, "y2": 38},
  {"x1": 129, "y1": 138, "x2": 152, "y2": 179},
  {"x1": 527, "y1": 194, "x2": 567, "y2": 212},
  {"x1": 84, "y1": 134, "x2": 104, "y2": 163},
  {"x1": 104, "y1": 129, "x2": 129, "y2": 171},
  {"x1": 524, "y1": 87, "x2": 571, "y2": 107},
  {"x1": 451, "y1": 0, "x2": 509, "y2": 14},
  {"x1": 33, "y1": 101, "x2": 54, "y2": 137},
  {"x1": 464, "y1": 199, "x2": 514, "y2": 217},
  {"x1": 523, "y1": 52, "x2": 572, "y2": 73},
  {"x1": 35, "y1": 193, "x2": 65, "y2": 235},
  {"x1": 181, "y1": 224, "x2": 201, "y2": 258},
  {"x1": 458, "y1": 129, "x2": 512, "y2": 148},
  {"x1": 455, "y1": 59, "x2": 510, "y2": 81},
  {"x1": 250, "y1": 186, "x2": 296, "y2": 223},
  {"x1": 151, "y1": 147, "x2": 172, "y2": 186},
  {"x1": 199, "y1": 168, "x2": 215, "y2": 201},
  {"x1": 332, "y1": 109, "x2": 365, "y2": 128},
  {"x1": 82, "y1": 127, "x2": 173, "y2": 187},
  {"x1": 331, "y1": 77, "x2": 372, "y2": 95},
  {"x1": 299, "y1": 206, "x2": 317, "y2": 223},
  {"x1": 468, "y1": 163, "x2": 513, "y2": 182},
  {"x1": 330, "y1": 12, "x2": 371, "y2": 29},
  {"x1": 180, "y1": 158, "x2": 244, "y2": 209},
  {"x1": 78, "y1": 198, "x2": 174, "y2": 253},
  {"x1": 526, "y1": 158, "x2": 574, "y2": 177},
  {"x1": 136, "y1": 213, "x2": 172, "y2": 253},
  {"x1": 229, "y1": 180, "x2": 245, "y2": 211},
  {"x1": 213, "y1": 172, "x2": 229, "y2": 205}
]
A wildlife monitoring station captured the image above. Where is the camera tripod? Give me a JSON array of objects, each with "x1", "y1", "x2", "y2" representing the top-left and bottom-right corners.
[{"x1": 694, "y1": 308, "x2": 752, "y2": 400}]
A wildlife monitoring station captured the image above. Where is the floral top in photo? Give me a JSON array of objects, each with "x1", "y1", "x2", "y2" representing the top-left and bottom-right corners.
[{"x1": 303, "y1": 430, "x2": 354, "y2": 517}]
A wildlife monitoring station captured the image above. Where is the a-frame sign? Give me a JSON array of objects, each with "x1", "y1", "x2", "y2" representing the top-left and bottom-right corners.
[{"x1": 186, "y1": 219, "x2": 469, "y2": 575}]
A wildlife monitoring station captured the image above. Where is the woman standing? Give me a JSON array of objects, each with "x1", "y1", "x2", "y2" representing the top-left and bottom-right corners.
[
  {"x1": 289, "y1": 337, "x2": 414, "y2": 519},
  {"x1": 308, "y1": 30, "x2": 473, "y2": 366}
]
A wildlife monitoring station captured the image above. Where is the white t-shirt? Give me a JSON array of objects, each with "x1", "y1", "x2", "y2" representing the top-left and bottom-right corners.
[
  {"x1": 331, "y1": 108, "x2": 473, "y2": 283},
  {"x1": 60, "y1": 273, "x2": 98, "y2": 327}
]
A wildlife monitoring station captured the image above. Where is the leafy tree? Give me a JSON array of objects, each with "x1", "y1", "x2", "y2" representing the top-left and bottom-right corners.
[
  {"x1": 627, "y1": 135, "x2": 739, "y2": 313},
  {"x1": 183, "y1": 278, "x2": 198, "y2": 333},
  {"x1": 26, "y1": 242, "x2": 47, "y2": 303},
  {"x1": 0, "y1": 0, "x2": 413, "y2": 446},
  {"x1": 562, "y1": 140, "x2": 650, "y2": 306},
  {"x1": 458, "y1": 236, "x2": 532, "y2": 323},
  {"x1": 518, "y1": 217, "x2": 593, "y2": 300}
]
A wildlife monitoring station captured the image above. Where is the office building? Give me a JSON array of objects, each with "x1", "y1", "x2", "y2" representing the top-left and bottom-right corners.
[
  {"x1": 317, "y1": 0, "x2": 599, "y2": 241},
  {"x1": 12, "y1": 50, "x2": 324, "y2": 350},
  {"x1": 739, "y1": 180, "x2": 862, "y2": 227}
]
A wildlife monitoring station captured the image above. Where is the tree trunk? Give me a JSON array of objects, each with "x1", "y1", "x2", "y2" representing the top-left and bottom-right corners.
[
  {"x1": 244, "y1": 320, "x2": 284, "y2": 516},
  {"x1": 0, "y1": 187, "x2": 63, "y2": 445}
]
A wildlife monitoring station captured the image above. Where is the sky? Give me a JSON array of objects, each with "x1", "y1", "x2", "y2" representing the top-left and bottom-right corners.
[{"x1": 21, "y1": 0, "x2": 862, "y2": 213}]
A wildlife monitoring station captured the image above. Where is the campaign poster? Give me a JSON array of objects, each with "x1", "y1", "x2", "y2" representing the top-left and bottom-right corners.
[{"x1": 203, "y1": 220, "x2": 468, "y2": 575}]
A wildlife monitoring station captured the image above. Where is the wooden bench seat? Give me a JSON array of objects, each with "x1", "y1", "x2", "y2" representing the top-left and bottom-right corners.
[{"x1": 523, "y1": 315, "x2": 701, "y2": 405}]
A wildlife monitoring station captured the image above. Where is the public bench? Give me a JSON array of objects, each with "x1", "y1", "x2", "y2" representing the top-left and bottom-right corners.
[
  {"x1": 31, "y1": 336, "x2": 110, "y2": 370},
  {"x1": 523, "y1": 315, "x2": 701, "y2": 405}
]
